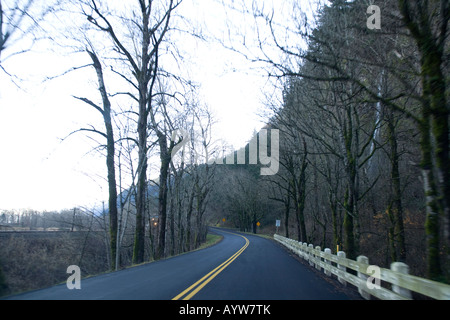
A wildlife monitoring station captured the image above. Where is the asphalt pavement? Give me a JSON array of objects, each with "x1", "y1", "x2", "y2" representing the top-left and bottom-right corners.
[{"x1": 4, "y1": 228, "x2": 354, "y2": 300}]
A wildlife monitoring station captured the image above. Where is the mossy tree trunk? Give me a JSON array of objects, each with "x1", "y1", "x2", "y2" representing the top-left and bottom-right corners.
[
  {"x1": 284, "y1": 184, "x2": 291, "y2": 239},
  {"x1": 292, "y1": 141, "x2": 308, "y2": 243},
  {"x1": 341, "y1": 104, "x2": 360, "y2": 260},
  {"x1": 343, "y1": 188, "x2": 356, "y2": 260},
  {"x1": 399, "y1": 0, "x2": 449, "y2": 281},
  {"x1": 386, "y1": 107, "x2": 406, "y2": 263}
]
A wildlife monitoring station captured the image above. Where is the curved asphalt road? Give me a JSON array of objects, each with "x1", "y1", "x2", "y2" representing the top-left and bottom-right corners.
[{"x1": 5, "y1": 228, "x2": 353, "y2": 300}]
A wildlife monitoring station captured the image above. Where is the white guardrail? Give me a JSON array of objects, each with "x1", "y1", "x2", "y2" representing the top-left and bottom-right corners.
[{"x1": 274, "y1": 234, "x2": 450, "y2": 300}]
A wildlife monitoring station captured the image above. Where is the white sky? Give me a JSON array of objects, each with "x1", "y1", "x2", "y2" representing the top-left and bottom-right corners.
[{"x1": 0, "y1": 0, "x2": 312, "y2": 211}]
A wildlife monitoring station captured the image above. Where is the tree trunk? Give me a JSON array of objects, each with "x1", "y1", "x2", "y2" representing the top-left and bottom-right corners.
[
  {"x1": 132, "y1": 100, "x2": 148, "y2": 265},
  {"x1": 284, "y1": 187, "x2": 290, "y2": 238},
  {"x1": 329, "y1": 190, "x2": 341, "y2": 253},
  {"x1": 419, "y1": 46, "x2": 448, "y2": 281},
  {"x1": 295, "y1": 142, "x2": 308, "y2": 242},
  {"x1": 398, "y1": 0, "x2": 449, "y2": 282},
  {"x1": 186, "y1": 182, "x2": 195, "y2": 251},
  {"x1": 386, "y1": 108, "x2": 406, "y2": 262},
  {"x1": 156, "y1": 149, "x2": 169, "y2": 260},
  {"x1": 343, "y1": 188, "x2": 356, "y2": 260},
  {"x1": 169, "y1": 175, "x2": 175, "y2": 257},
  {"x1": 155, "y1": 132, "x2": 174, "y2": 260},
  {"x1": 84, "y1": 50, "x2": 118, "y2": 271},
  {"x1": 426, "y1": 54, "x2": 450, "y2": 281}
]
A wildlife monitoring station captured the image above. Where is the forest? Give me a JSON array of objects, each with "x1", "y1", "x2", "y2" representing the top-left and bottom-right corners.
[
  {"x1": 0, "y1": 0, "x2": 449, "y2": 296},
  {"x1": 216, "y1": 0, "x2": 449, "y2": 283},
  {"x1": 219, "y1": 0, "x2": 450, "y2": 284}
]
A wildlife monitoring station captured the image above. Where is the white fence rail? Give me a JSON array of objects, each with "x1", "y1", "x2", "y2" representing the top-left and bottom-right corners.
[{"x1": 274, "y1": 234, "x2": 450, "y2": 300}]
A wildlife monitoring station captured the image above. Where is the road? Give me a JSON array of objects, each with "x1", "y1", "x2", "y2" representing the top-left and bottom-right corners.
[{"x1": 5, "y1": 228, "x2": 354, "y2": 300}]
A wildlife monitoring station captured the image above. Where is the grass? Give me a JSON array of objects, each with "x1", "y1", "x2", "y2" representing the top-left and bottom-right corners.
[
  {"x1": 125, "y1": 232, "x2": 223, "y2": 269},
  {"x1": 196, "y1": 233, "x2": 224, "y2": 250}
]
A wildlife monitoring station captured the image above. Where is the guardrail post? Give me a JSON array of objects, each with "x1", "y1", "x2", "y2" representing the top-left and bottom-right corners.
[
  {"x1": 302, "y1": 243, "x2": 307, "y2": 259},
  {"x1": 357, "y1": 255, "x2": 370, "y2": 300},
  {"x1": 289, "y1": 239, "x2": 295, "y2": 253},
  {"x1": 391, "y1": 262, "x2": 412, "y2": 299},
  {"x1": 315, "y1": 246, "x2": 321, "y2": 270},
  {"x1": 308, "y1": 244, "x2": 314, "y2": 266},
  {"x1": 337, "y1": 251, "x2": 346, "y2": 286},
  {"x1": 295, "y1": 240, "x2": 302, "y2": 256},
  {"x1": 324, "y1": 248, "x2": 331, "y2": 276}
]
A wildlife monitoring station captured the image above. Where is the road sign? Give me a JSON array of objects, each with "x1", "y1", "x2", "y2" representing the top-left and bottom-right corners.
[
  {"x1": 275, "y1": 220, "x2": 281, "y2": 227},
  {"x1": 256, "y1": 221, "x2": 261, "y2": 227}
]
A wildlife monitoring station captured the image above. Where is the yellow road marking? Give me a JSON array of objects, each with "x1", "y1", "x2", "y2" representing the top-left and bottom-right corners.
[{"x1": 172, "y1": 232, "x2": 249, "y2": 300}]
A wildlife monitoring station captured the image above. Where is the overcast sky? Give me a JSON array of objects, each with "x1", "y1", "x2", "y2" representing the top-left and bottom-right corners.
[{"x1": 0, "y1": 0, "x2": 313, "y2": 211}]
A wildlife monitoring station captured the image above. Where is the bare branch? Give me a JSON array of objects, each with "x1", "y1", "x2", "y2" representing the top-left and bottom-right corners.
[{"x1": 73, "y1": 95, "x2": 104, "y2": 116}]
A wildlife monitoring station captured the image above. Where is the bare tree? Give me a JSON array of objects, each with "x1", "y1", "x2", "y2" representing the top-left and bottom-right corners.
[
  {"x1": 0, "y1": 0, "x2": 60, "y2": 73},
  {"x1": 82, "y1": 0, "x2": 182, "y2": 264},
  {"x1": 72, "y1": 48, "x2": 119, "y2": 271}
]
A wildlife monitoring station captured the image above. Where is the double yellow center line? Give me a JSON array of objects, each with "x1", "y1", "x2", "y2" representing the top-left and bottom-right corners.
[{"x1": 172, "y1": 232, "x2": 250, "y2": 300}]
